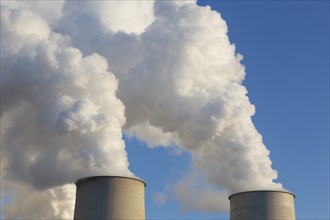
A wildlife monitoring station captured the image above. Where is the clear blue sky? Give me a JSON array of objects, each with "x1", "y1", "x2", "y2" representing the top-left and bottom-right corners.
[{"x1": 126, "y1": 1, "x2": 329, "y2": 219}]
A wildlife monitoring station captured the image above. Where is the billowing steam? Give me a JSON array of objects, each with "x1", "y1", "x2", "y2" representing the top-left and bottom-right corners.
[{"x1": 1, "y1": 1, "x2": 283, "y2": 218}]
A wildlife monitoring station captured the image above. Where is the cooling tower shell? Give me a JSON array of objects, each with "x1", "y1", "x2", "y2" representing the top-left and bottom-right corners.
[
  {"x1": 73, "y1": 176, "x2": 146, "y2": 220},
  {"x1": 229, "y1": 190, "x2": 295, "y2": 220}
]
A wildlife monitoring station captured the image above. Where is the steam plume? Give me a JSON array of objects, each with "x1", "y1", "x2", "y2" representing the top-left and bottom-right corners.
[{"x1": 1, "y1": 1, "x2": 283, "y2": 218}]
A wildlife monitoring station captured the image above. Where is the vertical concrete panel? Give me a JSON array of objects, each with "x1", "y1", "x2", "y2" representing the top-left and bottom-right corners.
[
  {"x1": 229, "y1": 190, "x2": 295, "y2": 220},
  {"x1": 74, "y1": 176, "x2": 146, "y2": 220}
]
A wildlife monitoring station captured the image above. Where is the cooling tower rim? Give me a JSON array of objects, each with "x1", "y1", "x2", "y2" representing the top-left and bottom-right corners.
[
  {"x1": 228, "y1": 190, "x2": 295, "y2": 200},
  {"x1": 75, "y1": 175, "x2": 146, "y2": 187}
]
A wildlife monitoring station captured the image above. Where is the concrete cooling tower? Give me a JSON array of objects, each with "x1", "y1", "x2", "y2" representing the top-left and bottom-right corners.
[
  {"x1": 73, "y1": 176, "x2": 146, "y2": 220},
  {"x1": 229, "y1": 190, "x2": 296, "y2": 220}
]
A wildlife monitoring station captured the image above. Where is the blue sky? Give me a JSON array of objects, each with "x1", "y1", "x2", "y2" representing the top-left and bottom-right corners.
[{"x1": 126, "y1": 1, "x2": 329, "y2": 219}]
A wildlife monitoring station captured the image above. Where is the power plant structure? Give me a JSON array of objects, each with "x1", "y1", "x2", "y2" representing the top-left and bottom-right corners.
[
  {"x1": 229, "y1": 190, "x2": 296, "y2": 220},
  {"x1": 73, "y1": 176, "x2": 146, "y2": 220},
  {"x1": 73, "y1": 176, "x2": 296, "y2": 220}
]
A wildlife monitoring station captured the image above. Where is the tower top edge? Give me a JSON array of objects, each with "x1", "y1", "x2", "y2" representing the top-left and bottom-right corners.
[
  {"x1": 75, "y1": 175, "x2": 146, "y2": 187},
  {"x1": 228, "y1": 190, "x2": 295, "y2": 200}
]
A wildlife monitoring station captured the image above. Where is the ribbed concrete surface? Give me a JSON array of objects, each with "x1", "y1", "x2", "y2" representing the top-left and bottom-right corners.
[
  {"x1": 229, "y1": 190, "x2": 295, "y2": 220},
  {"x1": 74, "y1": 176, "x2": 146, "y2": 220}
]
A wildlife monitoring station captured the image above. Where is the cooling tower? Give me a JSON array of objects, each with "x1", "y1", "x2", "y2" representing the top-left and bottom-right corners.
[
  {"x1": 73, "y1": 176, "x2": 146, "y2": 220},
  {"x1": 229, "y1": 190, "x2": 295, "y2": 220}
]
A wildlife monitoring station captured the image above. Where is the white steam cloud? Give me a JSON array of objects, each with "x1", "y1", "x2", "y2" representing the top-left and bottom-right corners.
[{"x1": 1, "y1": 1, "x2": 283, "y2": 218}]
